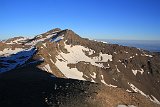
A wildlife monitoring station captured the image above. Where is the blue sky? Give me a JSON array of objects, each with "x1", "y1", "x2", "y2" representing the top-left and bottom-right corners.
[{"x1": 0, "y1": 0, "x2": 160, "y2": 40}]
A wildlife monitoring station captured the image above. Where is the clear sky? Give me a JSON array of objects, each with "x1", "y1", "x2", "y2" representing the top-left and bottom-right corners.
[{"x1": 0, "y1": 0, "x2": 160, "y2": 40}]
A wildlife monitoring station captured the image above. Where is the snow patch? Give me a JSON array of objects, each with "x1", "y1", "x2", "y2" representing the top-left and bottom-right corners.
[
  {"x1": 55, "y1": 58, "x2": 85, "y2": 80},
  {"x1": 122, "y1": 63, "x2": 126, "y2": 68},
  {"x1": 129, "y1": 56, "x2": 134, "y2": 59},
  {"x1": 128, "y1": 82, "x2": 160, "y2": 104},
  {"x1": 101, "y1": 75, "x2": 117, "y2": 88},
  {"x1": 0, "y1": 47, "x2": 36, "y2": 73},
  {"x1": 6, "y1": 37, "x2": 28, "y2": 44},
  {"x1": 43, "y1": 43, "x2": 47, "y2": 48},
  {"x1": 50, "y1": 34, "x2": 64, "y2": 42},
  {"x1": 124, "y1": 51, "x2": 128, "y2": 54},
  {"x1": 132, "y1": 68, "x2": 144, "y2": 76},
  {"x1": 88, "y1": 49, "x2": 95, "y2": 55},
  {"x1": 50, "y1": 59, "x2": 54, "y2": 64},
  {"x1": 48, "y1": 54, "x2": 52, "y2": 57},
  {"x1": 100, "y1": 41, "x2": 107, "y2": 44},
  {"x1": 91, "y1": 78, "x2": 95, "y2": 82},
  {"x1": 118, "y1": 60, "x2": 121, "y2": 62},
  {"x1": 43, "y1": 64, "x2": 52, "y2": 73},
  {"x1": 113, "y1": 78, "x2": 117, "y2": 81},
  {"x1": 55, "y1": 43, "x2": 112, "y2": 68},
  {"x1": 90, "y1": 72, "x2": 96, "y2": 79},
  {"x1": 0, "y1": 48, "x2": 25, "y2": 56},
  {"x1": 117, "y1": 105, "x2": 136, "y2": 107},
  {"x1": 115, "y1": 65, "x2": 120, "y2": 72},
  {"x1": 114, "y1": 52, "x2": 117, "y2": 54},
  {"x1": 150, "y1": 95, "x2": 160, "y2": 104},
  {"x1": 141, "y1": 53, "x2": 152, "y2": 57},
  {"x1": 54, "y1": 43, "x2": 112, "y2": 81},
  {"x1": 128, "y1": 82, "x2": 147, "y2": 96},
  {"x1": 26, "y1": 34, "x2": 55, "y2": 45},
  {"x1": 126, "y1": 89, "x2": 132, "y2": 92},
  {"x1": 36, "y1": 34, "x2": 43, "y2": 38},
  {"x1": 83, "y1": 75, "x2": 89, "y2": 78}
]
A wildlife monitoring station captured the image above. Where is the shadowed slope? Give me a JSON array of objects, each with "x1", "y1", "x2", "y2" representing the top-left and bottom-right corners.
[{"x1": 0, "y1": 62, "x2": 159, "y2": 107}]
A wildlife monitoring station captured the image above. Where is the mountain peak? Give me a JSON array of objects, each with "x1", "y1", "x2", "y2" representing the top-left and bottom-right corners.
[
  {"x1": 0, "y1": 28, "x2": 160, "y2": 106},
  {"x1": 46, "y1": 28, "x2": 61, "y2": 33}
]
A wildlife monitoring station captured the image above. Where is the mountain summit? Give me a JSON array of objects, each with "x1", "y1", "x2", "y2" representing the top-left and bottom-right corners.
[{"x1": 0, "y1": 28, "x2": 160, "y2": 107}]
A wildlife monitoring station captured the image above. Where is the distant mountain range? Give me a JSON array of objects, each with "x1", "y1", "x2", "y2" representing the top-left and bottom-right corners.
[
  {"x1": 0, "y1": 28, "x2": 160, "y2": 107},
  {"x1": 97, "y1": 39, "x2": 160, "y2": 52}
]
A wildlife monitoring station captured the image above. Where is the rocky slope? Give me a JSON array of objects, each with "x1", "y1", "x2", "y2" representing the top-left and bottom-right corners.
[
  {"x1": 0, "y1": 63, "x2": 158, "y2": 107},
  {"x1": 0, "y1": 28, "x2": 160, "y2": 107}
]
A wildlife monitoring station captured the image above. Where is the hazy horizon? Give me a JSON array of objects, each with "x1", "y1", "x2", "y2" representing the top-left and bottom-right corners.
[{"x1": 97, "y1": 39, "x2": 160, "y2": 52}]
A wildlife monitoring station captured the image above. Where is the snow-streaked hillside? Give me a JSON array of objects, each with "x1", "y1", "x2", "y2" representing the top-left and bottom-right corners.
[
  {"x1": 0, "y1": 28, "x2": 160, "y2": 106},
  {"x1": 0, "y1": 47, "x2": 36, "y2": 73},
  {"x1": 55, "y1": 41, "x2": 112, "y2": 80}
]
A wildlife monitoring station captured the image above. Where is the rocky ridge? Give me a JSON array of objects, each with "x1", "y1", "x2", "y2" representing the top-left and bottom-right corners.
[{"x1": 0, "y1": 28, "x2": 160, "y2": 107}]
